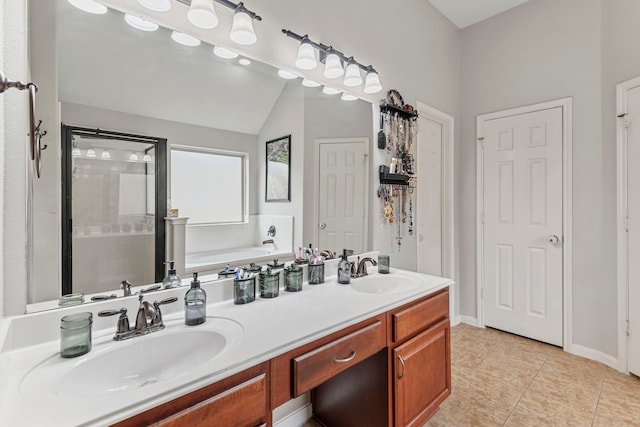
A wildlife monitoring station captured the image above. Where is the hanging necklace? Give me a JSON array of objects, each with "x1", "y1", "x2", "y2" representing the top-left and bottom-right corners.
[{"x1": 408, "y1": 196, "x2": 414, "y2": 236}]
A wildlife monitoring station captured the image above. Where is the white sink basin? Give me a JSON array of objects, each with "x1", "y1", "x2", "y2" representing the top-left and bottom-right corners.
[
  {"x1": 350, "y1": 271, "x2": 424, "y2": 294},
  {"x1": 20, "y1": 317, "x2": 243, "y2": 398}
]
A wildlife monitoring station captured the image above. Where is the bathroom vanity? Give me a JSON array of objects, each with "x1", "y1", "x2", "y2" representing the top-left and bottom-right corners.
[{"x1": 0, "y1": 264, "x2": 452, "y2": 427}]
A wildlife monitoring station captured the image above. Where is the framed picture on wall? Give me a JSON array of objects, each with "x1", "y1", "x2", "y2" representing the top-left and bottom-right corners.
[{"x1": 265, "y1": 135, "x2": 291, "y2": 202}]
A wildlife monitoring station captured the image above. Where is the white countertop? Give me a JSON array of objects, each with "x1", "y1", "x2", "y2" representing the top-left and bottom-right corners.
[{"x1": 0, "y1": 264, "x2": 453, "y2": 427}]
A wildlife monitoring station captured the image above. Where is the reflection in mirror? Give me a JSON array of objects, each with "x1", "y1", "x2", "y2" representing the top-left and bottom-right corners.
[
  {"x1": 28, "y1": 0, "x2": 373, "y2": 310},
  {"x1": 61, "y1": 126, "x2": 167, "y2": 296}
]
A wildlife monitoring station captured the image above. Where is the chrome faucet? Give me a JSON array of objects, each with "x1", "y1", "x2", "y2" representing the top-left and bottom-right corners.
[
  {"x1": 98, "y1": 295, "x2": 177, "y2": 341},
  {"x1": 121, "y1": 280, "x2": 132, "y2": 296},
  {"x1": 355, "y1": 257, "x2": 378, "y2": 278}
]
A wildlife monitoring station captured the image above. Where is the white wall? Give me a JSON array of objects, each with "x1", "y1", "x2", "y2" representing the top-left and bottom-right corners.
[
  {"x1": 459, "y1": 0, "x2": 629, "y2": 357},
  {"x1": 2, "y1": 0, "x2": 29, "y2": 316},
  {"x1": 257, "y1": 82, "x2": 305, "y2": 248}
]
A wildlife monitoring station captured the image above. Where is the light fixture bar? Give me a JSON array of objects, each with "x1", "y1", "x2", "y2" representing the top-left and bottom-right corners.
[
  {"x1": 175, "y1": 0, "x2": 262, "y2": 21},
  {"x1": 282, "y1": 29, "x2": 374, "y2": 74}
]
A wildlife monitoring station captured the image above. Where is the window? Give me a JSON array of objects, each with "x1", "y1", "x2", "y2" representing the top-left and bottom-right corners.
[{"x1": 170, "y1": 146, "x2": 247, "y2": 224}]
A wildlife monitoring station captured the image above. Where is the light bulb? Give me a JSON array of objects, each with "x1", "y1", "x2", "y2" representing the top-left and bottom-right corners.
[
  {"x1": 341, "y1": 93, "x2": 358, "y2": 101},
  {"x1": 302, "y1": 79, "x2": 321, "y2": 88},
  {"x1": 124, "y1": 14, "x2": 159, "y2": 32},
  {"x1": 68, "y1": 0, "x2": 107, "y2": 14},
  {"x1": 171, "y1": 31, "x2": 201, "y2": 47},
  {"x1": 129, "y1": 152, "x2": 140, "y2": 162},
  {"x1": 187, "y1": 0, "x2": 219, "y2": 29},
  {"x1": 136, "y1": 0, "x2": 171, "y2": 12},
  {"x1": 343, "y1": 62, "x2": 363, "y2": 87},
  {"x1": 143, "y1": 154, "x2": 152, "y2": 162},
  {"x1": 278, "y1": 69, "x2": 299, "y2": 80},
  {"x1": 230, "y1": 8, "x2": 257, "y2": 45},
  {"x1": 101, "y1": 150, "x2": 111, "y2": 160},
  {"x1": 295, "y1": 41, "x2": 317, "y2": 70},
  {"x1": 86, "y1": 148, "x2": 97, "y2": 158},
  {"x1": 322, "y1": 86, "x2": 341, "y2": 95},
  {"x1": 71, "y1": 147, "x2": 82, "y2": 157},
  {"x1": 364, "y1": 69, "x2": 382, "y2": 94},
  {"x1": 213, "y1": 46, "x2": 238, "y2": 59}
]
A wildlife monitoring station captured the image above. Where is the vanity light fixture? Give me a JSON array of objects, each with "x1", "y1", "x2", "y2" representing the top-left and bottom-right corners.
[
  {"x1": 187, "y1": 0, "x2": 219, "y2": 29},
  {"x1": 124, "y1": 14, "x2": 159, "y2": 32},
  {"x1": 278, "y1": 69, "x2": 299, "y2": 80},
  {"x1": 238, "y1": 58, "x2": 251, "y2": 66},
  {"x1": 282, "y1": 29, "x2": 383, "y2": 94},
  {"x1": 229, "y1": 3, "x2": 258, "y2": 45},
  {"x1": 68, "y1": 0, "x2": 108, "y2": 15},
  {"x1": 323, "y1": 49, "x2": 344, "y2": 79},
  {"x1": 143, "y1": 153, "x2": 153, "y2": 162},
  {"x1": 341, "y1": 93, "x2": 358, "y2": 101},
  {"x1": 101, "y1": 150, "x2": 112, "y2": 160},
  {"x1": 363, "y1": 67, "x2": 382, "y2": 94},
  {"x1": 213, "y1": 46, "x2": 239, "y2": 59},
  {"x1": 71, "y1": 147, "x2": 82, "y2": 157},
  {"x1": 294, "y1": 38, "x2": 317, "y2": 70},
  {"x1": 129, "y1": 152, "x2": 140, "y2": 162},
  {"x1": 322, "y1": 86, "x2": 341, "y2": 95},
  {"x1": 137, "y1": 0, "x2": 171, "y2": 12},
  {"x1": 171, "y1": 31, "x2": 201, "y2": 47},
  {"x1": 86, "y1": 148, "x2": 97, "y2": 158},
  {"x1": 302, "y1": 79, "x2": 321, "y2": 88},
  {"x1": 175, "y1": 0, "x2": 262, "y2": 45},
  {"x1": 343, "y1": 60, "x2": 363, "y2": 87}
]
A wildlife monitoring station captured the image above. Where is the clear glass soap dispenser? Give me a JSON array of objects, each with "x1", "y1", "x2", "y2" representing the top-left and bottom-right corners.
[
  {"x1": 185, "y1": 273, "x2": 207, "y2": 326},
  {"x1": 338, "y1": 249, "x2": 352, "y2": 284},
  {"x1": 163, "y1": 261, "x2": 182, "y2": 289}
]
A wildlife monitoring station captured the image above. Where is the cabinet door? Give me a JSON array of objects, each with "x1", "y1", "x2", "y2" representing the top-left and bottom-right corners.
[{"x1": 393, "y1": 319, "x2": 450, "y2": 427}]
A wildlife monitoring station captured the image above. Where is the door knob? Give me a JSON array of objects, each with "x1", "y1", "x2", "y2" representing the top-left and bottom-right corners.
[
  {"x1": 319, "y1": 223, "x2": 326, "y2": 230},
  {"x1": 548, "y1": 235, "x2": 560, "y2": 245}
]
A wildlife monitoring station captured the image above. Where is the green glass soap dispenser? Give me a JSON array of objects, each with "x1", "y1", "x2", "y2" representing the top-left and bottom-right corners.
[
  {"x1": 162, "y1": 261, "x2": 182, "y2": 289},
  {"x1": 185, "y1": 273, "x2": 207, "y2": 326}
]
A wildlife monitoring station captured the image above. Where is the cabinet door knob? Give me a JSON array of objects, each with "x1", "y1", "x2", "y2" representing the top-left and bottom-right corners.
[
  {"x1": 398, "y1": 354, "x2": 406, "y2": 379},
  {"x1": 333, "y1": 350, "x2": 356, "y2": 363}
]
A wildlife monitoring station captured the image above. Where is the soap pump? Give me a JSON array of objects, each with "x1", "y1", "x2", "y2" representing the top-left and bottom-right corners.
[
  {"x1": 162, "y1": 261, "x2": 182, "y2": 289},
  {"x1": 185, "y1": 273, "x2": 207, "y2": 326},
  {"x1": 337, "y1": 249, "x2": 352, "y2": 284}
]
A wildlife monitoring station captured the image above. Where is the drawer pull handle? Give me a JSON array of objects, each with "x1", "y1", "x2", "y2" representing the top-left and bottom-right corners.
[
  {"x1": 333, "y1": 350, "x2": 356, "y2": 363},
  {"x1": 398, "y1": 355, "x2": 406, "y2": 379}
]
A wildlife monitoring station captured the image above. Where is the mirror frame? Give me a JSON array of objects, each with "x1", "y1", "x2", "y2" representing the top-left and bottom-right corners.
[{"x1": 60, "y1": 124, "x2": 168, "y2": 295}]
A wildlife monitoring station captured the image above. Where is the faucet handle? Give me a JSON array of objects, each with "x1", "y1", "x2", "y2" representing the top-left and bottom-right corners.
[
  {"x1": 98, "y1": 307, "x2": 130, "y2": 336},
  {"x1": 152, "y1": 297, "x2": 178, "y2": 326},
  {"x1": 139, "y1": 284, "x2": 161, "y2": 294}
]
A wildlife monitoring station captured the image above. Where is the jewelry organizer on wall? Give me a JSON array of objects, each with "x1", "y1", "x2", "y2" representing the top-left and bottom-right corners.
[{"x1": 377, "y1": 89, "x2": 418, "y2": 250}]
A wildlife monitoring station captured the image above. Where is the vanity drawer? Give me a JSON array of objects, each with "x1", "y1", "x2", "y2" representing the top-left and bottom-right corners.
[
  {"x1": 293, "y1": 320, "x2": 385, "y2": 396},
  {"x1": 391, "y1": 288, "x2": 449, "y2": 343}
]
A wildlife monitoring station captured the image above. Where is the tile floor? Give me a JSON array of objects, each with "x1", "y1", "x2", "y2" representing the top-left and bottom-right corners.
[
  {"x1": 304, "y1": 323, "x2": 640, "y2": 427},
  {"x1": 426, "y1": 323, "x2": 640, "y2": 427}
]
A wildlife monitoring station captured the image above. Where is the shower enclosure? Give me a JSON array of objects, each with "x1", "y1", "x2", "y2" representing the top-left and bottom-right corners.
[{"x1": 61, "y1": 125, "x2": 167, "y2": 296}]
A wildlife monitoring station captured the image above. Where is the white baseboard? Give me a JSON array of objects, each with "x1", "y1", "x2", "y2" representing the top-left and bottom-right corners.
[
  {"x1": 451, "y1": 316, "x2": 461, "y2": 326},
  {"x1": 274, "y1": 403, "x2": 313, "y2": 427},
  {"x1": 459, "y1": 315, "x2": 479, "y2": 327},
  {"x1": 570, "y1": 344, "x2": 619, "y2": 371}
]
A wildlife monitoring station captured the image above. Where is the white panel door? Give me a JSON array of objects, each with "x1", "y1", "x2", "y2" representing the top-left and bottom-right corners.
[
  {"x1": 318, "y1": 142, "x2": 366, "y2": 253},
  {"x1": 627, "y1": 85, "x2": 640, "y2": 376},
  {"x1": 417, "y1": 116, "x2": 442, "y2": 276},
  {"x1": 482, "y1": 107, "x2": 563, "y2": 346}
]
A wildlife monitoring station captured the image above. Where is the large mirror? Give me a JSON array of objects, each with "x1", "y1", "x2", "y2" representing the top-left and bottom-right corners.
[{"x1": 28, "y1": 0, "x2": 374, "y2": 308}]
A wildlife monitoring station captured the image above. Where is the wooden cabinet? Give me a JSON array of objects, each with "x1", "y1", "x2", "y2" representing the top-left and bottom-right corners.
[
  {"x1": 392, "y1": 319, "x2": 450, "y2": 427},
  {"x1": 112, "y1": 362, "x2": 270, "y2": 427}
]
